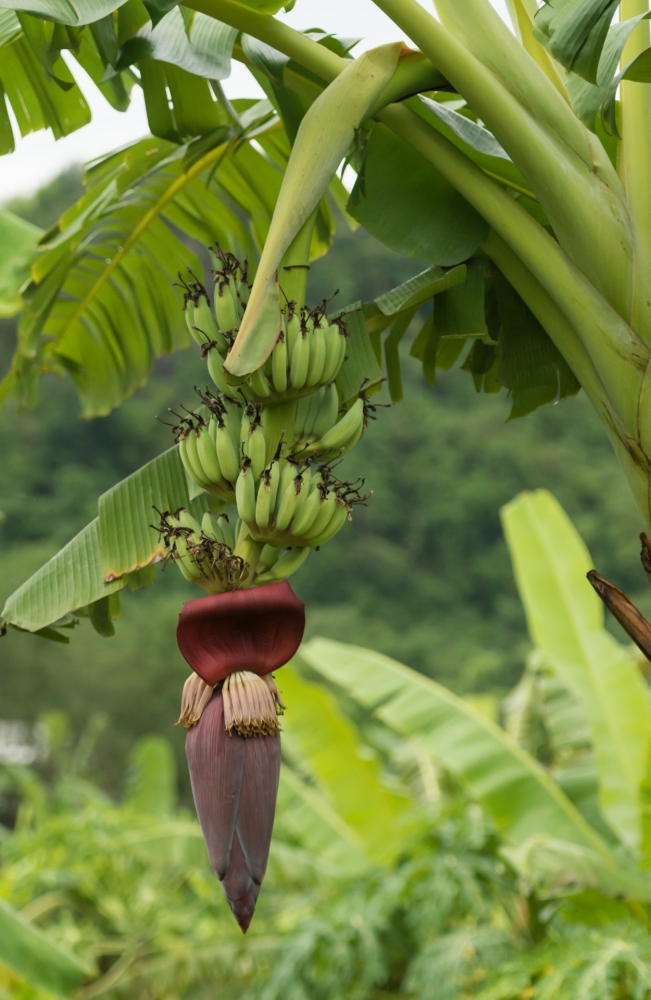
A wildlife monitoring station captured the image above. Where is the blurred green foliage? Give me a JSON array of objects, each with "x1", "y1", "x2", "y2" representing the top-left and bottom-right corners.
[{"x1": 0, "y1": 170, "x2": 647, "y2": 797}]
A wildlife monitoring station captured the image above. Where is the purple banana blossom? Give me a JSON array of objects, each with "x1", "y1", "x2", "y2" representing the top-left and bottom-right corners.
[{"x1": 186, "y1": 688, "x2": 280, "y2": 932}]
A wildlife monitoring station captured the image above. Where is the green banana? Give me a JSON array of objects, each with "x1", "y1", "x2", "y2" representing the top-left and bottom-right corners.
[
  {"x1": 183, "y1": 432, "x2": 211, "y2": 489},
  {"x1": 290, "y1": 331, "x2": 310, "y2": 389},
  {"x1": 271, "y1": 332, "x2": 288, "y2": 393},
  {"x1": 215, "y1": 421, "x2": 240, "y2": 484},
  {"x1": 196, "y1": 426, "x2": 223, "y2": 486},
  {"x1": 178, "y1": 509, "x2": 202, "y2": 535},
  {"x1": 194, "y1": 297, "x2": 224, "y2": 350},
  {"x1": 290, "y1": 485, "x2": 322, "y2": 536},
  {"x1": 306, "y1": 326, "x2": 326, "y2": 387},
  {"x1": 214, "y1": 281, "x2": 240, "y2": 332},
  {"x1": 175, "y1": 534, "x2": 202, "y2": 580},
  {"x1": 250, "y1": 368, "x2": 272, "y2": 398},
  {"x1": 185, "y1": 301, "x2": 205, "y2": 348},
  {"x1": 307, "y1": 499, "x2": 349, "y2": 547},
  {"x1": 235, "y1": 461, "x2": 257, "y2": 524},
  {"x1": 275, "y1": 476, "x2": 299, "y2": 531},
  {"x1": 255, "y1": 474, "x2": 273, "y2": 529},
  {"x1": 254, "y1": 546, "x2": 310, "y2": 585},
  {"x1": 257, "y1": 543, "x2": 280, "y2": 574},
  {"x1": 303, "y1": 386, "x2": 325, "y2": 439},
  {"x1": 313, "y1": 397, "x2": 364, "y2": 454},
  {"x1": 312, "y1": 383, "x2": 340, "y2": 440},
  {"x1": 286, "y1": 311, "x2": 301, "y2": 357},
  {"x1": 220, "y1": 514, "x2": 235, "y2": 550},
  {"x1": 245, "y1": 423, "x2": 267, "y2": 478},
  {"x1": 321, "y1": 324, "x2": 344, "y2": 383},
  {"x1": 268, "y1": 460, "x2": 280, "y2": 512},
  {"x1": 201, "y1": 511, "x2": 224, "y2": 543},
  {"x1": 178, "y1": 436, "x2": 202, "y2": 487},
  {"x1": 291, "y1": 468, "x2": 312, "y2": 520},
  {"x1": 303, "y1": 489, "x2": 337, "y2": 540},
  {"x1": 207, "y1": 350, "x2": 231, "y2": 395}
]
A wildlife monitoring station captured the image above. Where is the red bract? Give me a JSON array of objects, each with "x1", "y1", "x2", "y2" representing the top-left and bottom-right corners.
[
  {"x1": 176, "y1": 580, "x2": 305, "y2": 686},
  {"x1": 186, "y1": 690, "x2": 280, "y2": 932}
]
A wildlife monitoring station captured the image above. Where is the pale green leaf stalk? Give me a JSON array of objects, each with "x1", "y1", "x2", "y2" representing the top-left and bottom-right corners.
[
  {"x1": 224, "y1": 42, "x2": 402, "y2": 376},
  {"x1": 502, "y1": 489, "x2": 651, "y2": 853}
]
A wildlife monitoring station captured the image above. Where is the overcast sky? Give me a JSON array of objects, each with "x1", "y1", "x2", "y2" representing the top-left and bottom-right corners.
[{"x1": 0, "y1": 0, "x2": 511, "y2": 200}]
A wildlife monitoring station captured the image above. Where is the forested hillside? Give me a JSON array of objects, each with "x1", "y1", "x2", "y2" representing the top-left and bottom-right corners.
[{"x1": 1, "y1": 171, "x2": 645, "y2": 792}]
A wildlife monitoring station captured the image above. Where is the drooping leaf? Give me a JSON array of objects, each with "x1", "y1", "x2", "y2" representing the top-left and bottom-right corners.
[
  {"x1": 116, "y1": 6, "x2": 237, "y2": 78},
  {"x1": 501, "y1": 489, "x2": 651, "y2": 851},
  {"x1": 419, "y1": 95, "x2": 511, "y2": 161},
  {"x1": 333, "y1": 302, "x2": 384, "y2": 403},
  {"x1": 535, "y1": 0, "x2": 620, "y2": 84},
  {"x1": 0, "y1": 899, "x2": 91, "y2": 995},
  {"x1": 275, "y1": 766, "x2": 370, "y2": 875},
  {"x1": 373, "y1": 263, "x2": 467, "y2": 318},
  {"x1": 301, "y1": 637, "x2": 644, "y2": 897},
  {"x1": 280, "y1": 664, "x2": 414, "y2": 864},
  {"x1": 0, "y1": 208, "x2": 41, "y2": 316},
  {"x1": 348, "y1": 123, "x2": 489, "y2": 267},
  {"x1": 225, "y1": 43, "x2": 402, "y2": 377},
  {"x1": 496, "y1": 275, "x2": 580, "y2": 418},
  {"x1": 0, "y1": 0, "x2": 130, "y2": 26},
  {"x1": 98, "y1": 444, "x2": 209, "y2": 581},
  {"x1": 1, "y1": 519, "x2": 125, "y2": 633}
]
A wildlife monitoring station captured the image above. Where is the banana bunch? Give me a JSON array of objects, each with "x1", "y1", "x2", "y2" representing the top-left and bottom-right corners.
[
  {"x1": 251, "y1": 308, "x2": 348, "y2": 403},
  {"x1": 235, "y1": 458, "x2": 360, "y2": 550},
  {"x1": 158, "y1": 509, "x2": 250, "y2": 593},
  {"x1": 293, "y1": 394, "x2": 365, "y2": 461},
  {"x1": 176, "y1": 395, "x2": 243, "y2": 502}
]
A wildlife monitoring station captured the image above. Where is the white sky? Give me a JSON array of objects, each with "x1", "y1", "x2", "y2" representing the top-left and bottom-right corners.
[{"x1": 0, "y1": 0, "x2": 511, "y2": 200}]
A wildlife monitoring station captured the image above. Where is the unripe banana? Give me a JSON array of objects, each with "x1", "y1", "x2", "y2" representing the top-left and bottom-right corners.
[
  {"x1": 294, "y1": 395, "x2": 311, "y2": 440},
  {"x1": 306, "y1": 326, "x2": 326, "y2": 387},
  {"x1": 275, "y1": 477, "x2": 299, "y2": 531},
  {"x1": 179, "y1": 436, "x2": 203, "y2": 488},
  {"x1": 271, "y1": 332, "x2": 288, "y2": 393},
  {"x1": 321, "y1": 325, "x2": 346, "y2": 383},
  {"x1": 178, "y1": 509, "x2": 202, "y2": 535},
  {"x1": 290, "y1": 485, "x2": 322, "y2": 537},
  {"x1": 313, "y1": 398, "x2": 364, "y2": 454},
  {"x1": 257, "y1": 543, "x2": 280, "y2": 574},
  {"x1": 303, "y1": 489, "x2": 337, "y2": 540},
  {"x1": 312, "y1": 383, "x2": 339, "y2": 440},
  {"x1": 250, "y1": 368, "x2": 272, "y2": 398},
  {"x1": 207, "y1": 350, "x2": 231, "y2": 395},
  {"x1": 341, "y1": 419, "x2": 364, "y2": 455},
  {"x1": 214, "y1": 281, "x2": 240, "y2": 333},
  {"x1": 290, "y1": 331, "x2": 310, "y2": 389},
  {"x1": 291, "y1": 468, "x2": 312, "y2": 520},
  {"x1": 254, "y1": 545, "x2": 310, "y2": 585},
  {"x1": 235, "y1": 462, "x2": 256, "y2": 524},
  {"x1": 286, "y1": 311, "x2": 301, "y2": 357},
  {"x1": 194, "y1": 297, "x2": 224, "y2": 350},
  {"x1": 215, "y1": 422, "x2": 240, "y2": 484},
  {"x1": 196, "y1": 426, "x2": 223, "y2": 485},
  {"x1": 255, "y1": 475, "x2": 273, "y2": 529},
  {"x1": 201, "y1": 511, "x2": 224, "y2": 543},
  {"x1": 277, "y1": 461, "x2": 296, "y2": 500},
  {"x1": 185, "y1": 301, "x2": 205, "y2": 348},
  {"x1": 268, "y1": 461, "x2": 280, "y2": 513},
  {"x1": 245, "y1": 423, "x2": 267, "y2": 478},
  {"x1": 174, "y1": 534, "x2": 202, "y2": 579},
  {"x1": 183, "y1": 432, "x2": 211, "y2": 489},
  {"x1": 220, "y1": 514, "x2": 235, "y2": 550},
  {"x1": 222, "y1": 401, "x2": 242, "y2": 448},
  {"x1": 303, "y1": 386, "x2": 325, "y2": 439},
  {"x1": 307, "y1": 499, "x2": 349, "y2": 547}
]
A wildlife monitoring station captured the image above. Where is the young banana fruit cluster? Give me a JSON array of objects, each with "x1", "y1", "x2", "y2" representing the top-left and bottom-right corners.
[{"x1": 179, "y1": 252, "x2": 348, "y2": 404}]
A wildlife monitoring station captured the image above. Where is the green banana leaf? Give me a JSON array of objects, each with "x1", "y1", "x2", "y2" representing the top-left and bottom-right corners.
[
  {"x1": 300, "y1": 637, "x2": 646, "y2": 897},
  {"x1": 124, "y1": 735, "x2": 177, "y2": 819},
  {"x1": 0, "y1": 209, "x2": 40, "y2": 317},
  {"x1": 0, "y1": 898, "x2": 91, "y2": 995},
  {"x1": 1, "y1": 519, "x2": 125, "y2": 633},
  {"x1": 0, "y1": 0, "x2": 127, "y2": 23},
  {"x1": 226, "y1": 43, "x2": 403, "y2": 376},
  {"x1": 280, "y1": 665, "x2": 415, "y2": 864},
  {"x1": 501, "y1": 489, "x2": 651, "y2": 852}
]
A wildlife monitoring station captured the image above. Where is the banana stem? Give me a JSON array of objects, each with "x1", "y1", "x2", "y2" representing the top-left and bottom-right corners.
[
  {"x1": 619, "y1": 0, "x2": 651, "y2": 347},
  {"x1": 370, "y1": 0, "x2": 633, "y2": 320},
  {"x1": 278, "y1": 209, "x2": 317, "y2": 310}
]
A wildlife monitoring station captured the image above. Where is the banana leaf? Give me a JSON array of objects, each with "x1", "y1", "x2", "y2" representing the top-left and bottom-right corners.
[
  {"x1": 501, "y1": 488, "x2": 651, "y2": 852},
  {"x1": 300, "y1": 637, "x2": 646, "y2": 897},
  {"x1": 0, "y1": 209, "x2": 41, "y2": 316},
  {"x1": 0, "y1": 898, "x2": 91, "y2": 995}
]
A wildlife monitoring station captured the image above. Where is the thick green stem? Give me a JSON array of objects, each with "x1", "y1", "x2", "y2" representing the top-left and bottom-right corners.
[
  {"x1": 503, "y1": 0, "x2": 570, "y2": 99},
  {"x1": 278, "y1": 210, "x2": 317, "y2": 309},
  {"x1": 484, "y1": 230, "x2": 650, "y2": 527},
  {"x1": 380, "y1": 103, "x2": 646, "y2": 437},
  {"x1": 620, "y1": 0, "x2": 651, "y2": 348},
  {"x1": 371, "y1": 0, "x2": 633, "y2": 322}
]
